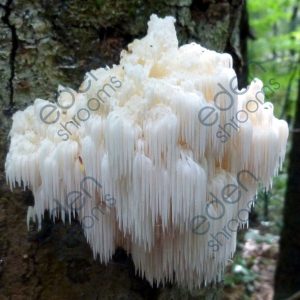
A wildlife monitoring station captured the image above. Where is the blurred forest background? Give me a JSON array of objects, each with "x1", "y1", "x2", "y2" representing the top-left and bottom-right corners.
[{"x1": 0, "y1": 0, "x2": 299, "y2": 299}]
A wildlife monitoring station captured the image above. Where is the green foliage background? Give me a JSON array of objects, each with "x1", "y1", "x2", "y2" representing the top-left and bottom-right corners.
[{"x1": 248, "y1": 0, "x2": 299, "y2": 120}]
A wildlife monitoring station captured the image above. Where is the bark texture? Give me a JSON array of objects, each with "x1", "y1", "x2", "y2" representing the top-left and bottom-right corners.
[
  {"x1": 0, "y1": 0, "x2": 244, "y2": 299},
  {"x1": 275, "y1": 77, "x2": 300, "y2": 300}
]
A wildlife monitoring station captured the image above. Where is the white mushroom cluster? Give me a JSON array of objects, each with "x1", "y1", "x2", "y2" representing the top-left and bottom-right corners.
[{"x1": 5, "y1": 15, "x2": 288, "y2": 289}]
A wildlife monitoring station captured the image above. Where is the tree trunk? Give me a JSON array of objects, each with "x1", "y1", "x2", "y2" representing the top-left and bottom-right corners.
[
  {"x1": 0, "y1": 0, "x2": 244, "y2": 299},
  {"x1": 274, "y1": 73, "x2": 300, "y2": 299}
]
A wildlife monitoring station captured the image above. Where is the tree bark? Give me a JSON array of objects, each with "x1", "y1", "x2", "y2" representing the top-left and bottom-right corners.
[
  {"x1": 274, "y1": 72, "x2": 300, "y2": 299},
  {"x1": 0, "y1": 0, "x2": 244, "y2": 299}
]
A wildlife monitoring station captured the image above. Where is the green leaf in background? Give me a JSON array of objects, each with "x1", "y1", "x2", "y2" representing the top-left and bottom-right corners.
[{"x1": 248, "y1": 0, "x2": 299, "y2": 120}]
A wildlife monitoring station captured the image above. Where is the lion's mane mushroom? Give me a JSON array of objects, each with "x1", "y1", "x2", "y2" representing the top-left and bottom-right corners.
[{"x1": 5, "y1": 15, "x2": 288, "y2": 288}]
